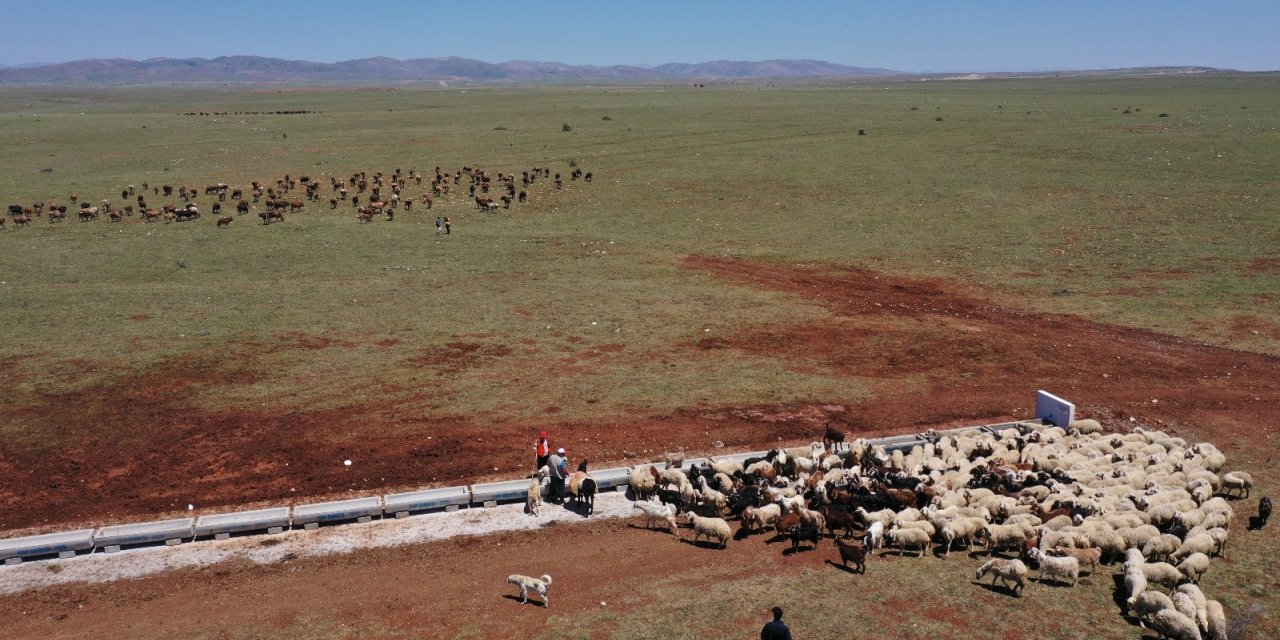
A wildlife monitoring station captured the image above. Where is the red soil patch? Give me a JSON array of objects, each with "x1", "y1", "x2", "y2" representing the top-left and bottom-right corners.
[
  {"x1": 404, "y1": 341, "x2": 514, "y2": 374},
  {"x1": 1244, "y1": 256, "x2": 1280, "y2": 275},
  {"x1": 2, "y1": 258, "x2": 1277, "y2": 533},
  {"x1": 376, "y1": 337, "x2": 401, "y2": 347},
  {"x1": 127, "y1": 314, "x2": 150, "y2": 321}
]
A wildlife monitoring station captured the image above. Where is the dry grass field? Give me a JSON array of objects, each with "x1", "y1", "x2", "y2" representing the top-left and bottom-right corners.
[{"x1": 0, "y1": 75, "x2": 1277, "y2": 638}]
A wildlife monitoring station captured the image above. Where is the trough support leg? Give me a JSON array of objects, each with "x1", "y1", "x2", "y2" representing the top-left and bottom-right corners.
[
  {"x1": 58, "y1": 551, "x2": 76, "y2": 559},
  {"x1": 356, "y1": 516, "x2": 372, "y2": 524},
  {"x1": 164, "y1": 538, "x2": 182, "y2": 546},
  {"x1": 483, "y1": 500, "x2": 497, "y2": 509},
  {"x1": 445, "y1": 505, "x2": 460, "y2": 512},
  {"x1": 394, "y1": 511, "x2": 409, "y2": 519},
  {"x1": 303, "y1": 523, "x2": 320, "y2": 531},
  {"x1": 214, "y1": 533, "x2": 231, "y2": 541},
  {"x1": 4, "y1": 558, "x2": 21, "y2": 565},
  {"x1": 268, "y1": 526, "x2": 285, "y2": 534},
  {"x1": 104, "y1": 545, "x2": 122, "y2": 553}
]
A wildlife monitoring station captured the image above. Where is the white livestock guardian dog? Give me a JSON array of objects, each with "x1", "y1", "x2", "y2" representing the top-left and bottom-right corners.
[
  {"x1": 527, "y1": 466, "x2": 549, "y2": 516},
  {"x1": 507, "y1": 574, "x2": 552, "y2": 607}
]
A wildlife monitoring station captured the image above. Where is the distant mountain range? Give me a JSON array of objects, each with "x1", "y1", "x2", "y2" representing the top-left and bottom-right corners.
[
  {"x1": 0, "y1": 56, "x2": 888, "y2": 84},
  {"x1": 0, "y1": 56, "x2": 1235, "y2": 85}
]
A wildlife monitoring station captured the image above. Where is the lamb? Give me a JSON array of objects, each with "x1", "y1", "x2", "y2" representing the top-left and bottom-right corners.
[
  {"x1": 1027, "y1": 548, "x2": 1079, "y2": 586},
  {"x1": 1150, "y1": 608, "x2": 1203, "y2": 640},
  {"x1": 683, "y1": 513, "x2": 730, "y2": 549},
  {"x1": 975, "y1": 558, "x2": 1029, "y2": 596},
  {"x1": 1130, "y1": 590, "x2": 1175, "y2": 625},
  {"x1": 1204, "y1": 599, "x2": 1226, "y2": 640},
  {"x1": 1046, "y1": 546, "x2": 1101, "y2": 575},
  {"x1": 632, "y1": 501, "x2": 678, "y2": 533},
  {"x1": 886, "y1": 527, "x2": 931, "y2": 557},
  {"x1": 741, "y1": 504, "x2": 782, "y2": 535},
  {"x1": 1176, "y1": 584, "x2": 1208, "y2": 632},
  {"x1": 1142, "y1": 562, "x2": 1186, "y2": 590},
  {"x1": 1220, "y1": 471, "x2": 1253, "y2": 498}
]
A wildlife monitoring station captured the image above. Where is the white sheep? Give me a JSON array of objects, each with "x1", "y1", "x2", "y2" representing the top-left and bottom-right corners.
[
  {"x1": 1220, "y1": 471, "x2": 1253, "y2": 498},
  {"x1": 1204, "y1": 599, "x2": 1226, "y2": 640},
  {"x1": 707, "y1": 456, "x2": 743, "y2": 477},
  {"x1": 895, "y1": 519, "x2": 936, "y2": 538},
  {"x1": 1142, "y1": 562, "x2": 1186, "y2": 590},
  {"x1": 1131, "y1": 590, "x2": 1174, "y2": 624},
  {"x1": 1124, "y1": 564, "x2": 1149, "y2": 607},
  {"x1": 629, "y1": 465, "x2": 657, "y2": 500},
  {"x1": 886, "y1": 527, "x2": 931, "y2": 557},
  {"x1": 864, "y1": 521, "x2": 885, "y2": 551},
  {"x1": 1143, "y1": 534, "x2": 1183, "y2": 562},
  {"x1": 1046, "y1": 546, "x2": 1101, "y2": 575},
  {"x1": 1119, "y1": 524, "x2": 1163, "y2": 550},
  {"x1": 682, "y1": 513, "x2": 730, "y2": 549},
  {"x1": 1176, "y1": 584, "x2": 1209, "y2": 632},
  {"x1": 696, "y1": 476, "x2": 728, "y2": 513},
  {"x1": 975, "y1": 558, "x2": 1029, "y2": 596},
  {"x1": 941, "y1": 517, "x2": 987, "y2": 557},
  {"x1": 1151, "y1": 608, "x2": 1203, "y2": 640},
  {"x1": 1175, "y1": 552, "x2": 1211, "y2": 584},
  {"x1": 1028, "y1": 548, "x2": 1079, "y2": 586},
  {"x1": 1172, "y1": 592, "x2": 1201, "y2": 632},
  {"x1": 741, "y1": 504, "x2": 782, "y2": 535},
  {"x1": 663, "y1": 447, "x2": 685, "y2": 470},
  {"x1": 855, "y1": 507, "x2": 897, "y2": 529},
  {"x1": 1170, "y1": 534, "x2": 1217, "y2": 564},
  {"x1": 981, "y1": 523, "x2": 1029, "y2": 556},
  {"x1": 632, "y1": 501, "x2": 677, "y2": 533}
]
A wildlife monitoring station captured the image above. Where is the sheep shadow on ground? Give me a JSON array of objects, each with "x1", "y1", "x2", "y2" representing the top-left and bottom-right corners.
[
  {"x1": 626, "y1": 523, "x2": 677, "y2": 536},
  {"x1": 971, "y1": 580, "x2": 1021, "y2": 598},
  {"x1": 679, "y1": 537, "x2": 727, "y2": 550},
  {"x1": 501, "y1": 594, "x2": 549, "y2": 608},
  {"x1": 1109, "y1": 573, "x2": 1146, "y2": 626},
  {"x1": 1031, "y1": 575, "x2": 1078, "y2": 588},
  {"x1": 825, "y1": 559, "x2": 864, "y2": 575},
  {"x1": 782, "y1": 545, "x2": 817, "y2": 556},
  {"x1": 1247, "y1": 515, "x2": 1267, "y2": 530}
]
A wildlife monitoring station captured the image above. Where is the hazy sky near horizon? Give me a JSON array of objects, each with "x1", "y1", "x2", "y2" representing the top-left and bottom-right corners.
[{"x1": 2, "y1": 1, "x2": 1275, "y2": 72}]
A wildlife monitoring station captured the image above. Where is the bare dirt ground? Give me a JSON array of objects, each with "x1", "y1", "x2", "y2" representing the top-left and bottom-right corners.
[{"x1": 1, "y1": 256, "x2": 1277, "y2": 638}]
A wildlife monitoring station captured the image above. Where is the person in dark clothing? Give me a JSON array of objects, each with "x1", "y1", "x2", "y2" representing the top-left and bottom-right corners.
[
  {"x1": 760, "y1": 606, "x2": 792, "y2": 640},
  {"x1": 547, "y1": 448, "x2": 567, "y2": 503}
]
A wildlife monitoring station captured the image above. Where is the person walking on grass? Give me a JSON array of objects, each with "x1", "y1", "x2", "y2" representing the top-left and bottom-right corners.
[
  {"x1": 444, "y1": 216, "x2": 451, "y2": 234},
  {"x1": 435, "y1": 216, "x2": 443, "y2": 236},
  {"x1": 760, "y1": 606, "x2": 792, "y2": 640}
]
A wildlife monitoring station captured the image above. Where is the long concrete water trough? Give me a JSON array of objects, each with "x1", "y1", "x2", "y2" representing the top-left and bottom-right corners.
[
  {"x1": 591, "y1": 467, "x2": 633, "y2": 492},
  {"x1": 469, "y1": 480, "x2": 532, "y2": 506},
  {"x1": 93, "y1": 518, "x2": 195, "y2": 552},
  {"x1": 710, "y1": 450, "x2": 769, "y2": 466},
  {"x1": 194, "y1": 507, "x2": 292, "y2": 539},
  {"x1": 383, "y1": 486, "x2": 472, "y2": 517},
  {"x1": 291, "y1": 497, "x2": 382, "y2": 529},
  {"x1": 0, "y1": 529, "x2": 96, "y2": 564}
]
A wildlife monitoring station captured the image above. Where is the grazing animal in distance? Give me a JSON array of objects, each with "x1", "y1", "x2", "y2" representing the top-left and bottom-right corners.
[
  {"x1": 216, "y1": 216, "x2": 234, "y2": 228},
  {"x1": 823, "y1": 423, "x2": 846, "y2": 451},
  {"x1": 1256, "y1": 496, "x2": 1272, "y2": 529}
]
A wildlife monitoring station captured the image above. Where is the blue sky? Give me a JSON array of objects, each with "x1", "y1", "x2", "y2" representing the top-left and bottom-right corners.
[{"x1": 2, "y1": 1, "x2": 1276, "y2": 72}]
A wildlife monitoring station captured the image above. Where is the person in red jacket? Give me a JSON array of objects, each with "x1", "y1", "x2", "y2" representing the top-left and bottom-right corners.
[{"x1": 534, "y1": 432, "x2": 551, "y2": 471}]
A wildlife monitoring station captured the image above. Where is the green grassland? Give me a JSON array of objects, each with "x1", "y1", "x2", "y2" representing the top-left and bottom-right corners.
[{"x1": 1, "y1": 76, "x2": 1278, "y2": 432}]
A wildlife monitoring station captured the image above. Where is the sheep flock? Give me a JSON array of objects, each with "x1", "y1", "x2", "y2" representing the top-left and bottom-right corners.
[{"x1": 630, "y1": 419, "x2": 1256, "y2": 639}]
